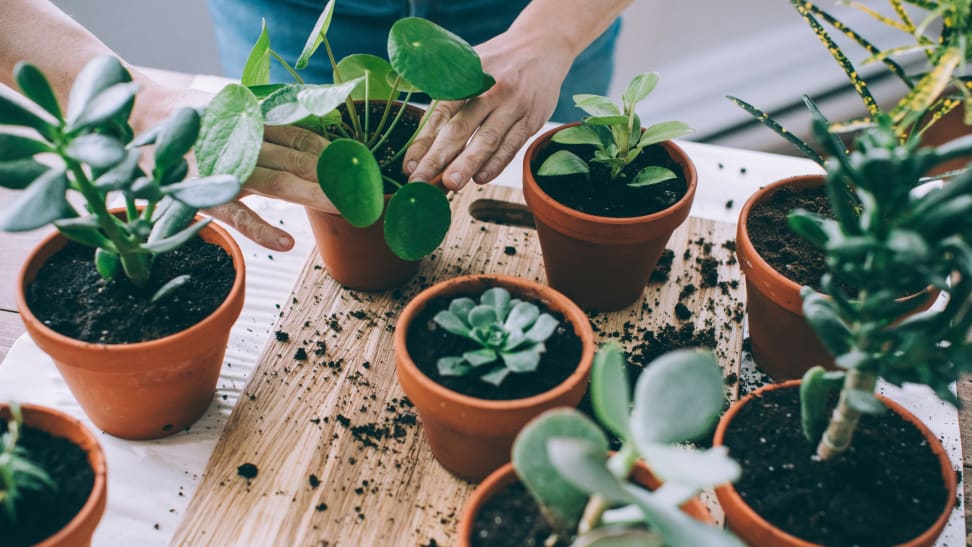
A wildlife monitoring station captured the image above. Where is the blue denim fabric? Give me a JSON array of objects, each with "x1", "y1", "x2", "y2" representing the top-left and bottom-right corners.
[{"x1": 206, "y1": 0, "x2": 620, "y2": 121}]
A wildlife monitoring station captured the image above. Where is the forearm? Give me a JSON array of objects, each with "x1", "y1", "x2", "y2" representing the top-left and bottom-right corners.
[{"x1": 507, "y1": 0, "x2": 633, "y2": 58}]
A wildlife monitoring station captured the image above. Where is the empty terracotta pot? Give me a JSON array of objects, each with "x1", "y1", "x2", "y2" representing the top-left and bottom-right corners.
[
  {"x1": 713, "y1": 380, "x2": 956, "y2": 547},
  {"x1": 457, "y1": 459, "x2": 715, "y2": 546},
  {"x1": 16, "y1": 221, "x2": 245, "y2": 440},
  {"x1": 394, "y1": 275, "x2": 595, "y2": 482},
  {"x1": 2, "y1": 403, "x2": 107, "y2": 547},
  {"x1": 522, "y1": 123, "x2": 698, "y2": 311}
]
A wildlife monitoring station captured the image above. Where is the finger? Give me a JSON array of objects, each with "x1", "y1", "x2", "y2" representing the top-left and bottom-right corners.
[
  {"x1": 442, "y1": 105, "x2": 524, "y2": 189},
  {"x1": 402, "y1": 100, "x2": 463, "y2": 177},
  {"x1": 245, "y1": 166, "x2": 338, "y2": 214},
  {"x1": 263, "y1": 125, "x2": 330, "y2": 156},
  {"x1": 206, "y1": 201, "x2": 295, "y2": 251},
  {"x1": 410, "y1": 98, "x2": 494, "y2": 189},
  {"x1": 257, "y1": 141, "x2": 319, "y2": 182},
  {"x1": 471, "y1": 117, "x2": 537, "y2": 185}
]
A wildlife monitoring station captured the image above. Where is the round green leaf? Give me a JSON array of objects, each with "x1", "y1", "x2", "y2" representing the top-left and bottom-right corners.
[
  {"x1": 14, "y1": 62, "x2": 62, "y2": 120},
  {"x1": 197, "y1": 84, "x2": 263, "y2": 181},
  {"x1": 261, "y1": 85, "x2": 313, "y2": 125},
  {"x1": 336, "y1": 54, "x2": 396, "y2": 101},
  {"x1": 317, "y1": 139, "x2": 384, "y2": 227},
  {"x1": 296, "y1": 0, "x2": 336, "y2": 70},
  {"x1": 298, "y1": 78, "x2": 363, "y2": 116},
  {"x1": 388, "y1": 18, "x2": 493, "y2": 100},
  {"x1": 383, "y1": 182, "x2": 451, "y2": 260}
]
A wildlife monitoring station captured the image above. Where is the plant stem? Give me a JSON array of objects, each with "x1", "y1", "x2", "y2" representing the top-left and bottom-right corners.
[
  {"x1": 367, "y1": 75, "x2": 403, "y2": 148},
  {"x1": 371, "y1": 91, "x2": 414, "y2": 157},
  {"x1": 268, "y1": 50, "x2": 304, "y2": 84},
  {"x1": 323, "y1": 37, "x2": 363, "y2": 139},
  {"x1": 577, "y1": 443, "x2": 638, "y2": 534},
  {"x1": 384, "y1": 99, "x2": 437, "y2": 169},
  {"x1": 815, "y1": 368, "x2": 879, "y2": 460}
]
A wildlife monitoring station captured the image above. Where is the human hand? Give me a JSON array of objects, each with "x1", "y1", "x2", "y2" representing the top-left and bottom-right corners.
[{"x1": 402, "y1": 29, "x2": 575, "y2": 190}]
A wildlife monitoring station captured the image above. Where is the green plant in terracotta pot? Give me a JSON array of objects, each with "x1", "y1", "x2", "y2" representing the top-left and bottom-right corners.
[
  {"x1": 0, "y1": 56, "x2": 248, "y2": 439},
  {"x1": 523, "y1": 72, "x2": 697, "y2": 311},
  {"x1": 458, "y1": 344, "x2": 742, "y2": 546},
  {"x1": 714, "y1": 118, "x2": 972, "y2": 546},
  {"x1": 198, "y1": 0, "x2": 494, "y2": 290}
]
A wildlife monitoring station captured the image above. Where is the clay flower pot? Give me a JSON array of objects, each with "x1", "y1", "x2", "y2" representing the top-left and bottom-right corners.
[
  {"x1": 457, "y1": 460, "x2": 714, "y2": 546},
  {"x1": 394, "y1": 275, "x2": 595, "y2": 481},
  {"x1": 522, "y1": 123, "x2": 698, "y2": 311},
  {"x1": 16, "y1": 221, "x2": 246, "y2": 440},
  {"x1": 1, "y1": 403, "x2": 107, "y2": 547},
  {"x1": 713, "y1": 380, "x2": 956, "y2": 547}
]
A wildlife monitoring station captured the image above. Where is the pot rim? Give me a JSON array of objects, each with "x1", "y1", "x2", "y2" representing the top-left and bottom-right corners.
[
  {"x1": 394, "y1": 274, "x2": 595, "y2": 412},
  {"x1": 522, "y1": 122, "x2": 699, "y2": 225},
  {"x1": 15, "y1": 215, "x2": 246, "y2": 352},
  {"x1": 1, "y1": 403, "x2": 107, "y2": 547},
  {"x1": 713, "y1": 380, "x2": 957, "y2": 547}
]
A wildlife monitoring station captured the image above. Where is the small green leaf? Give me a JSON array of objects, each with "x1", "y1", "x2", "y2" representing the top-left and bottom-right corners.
[
  {"x1": 151, "y1": 274, "x2": 191, "y2": 303},
  {"x1": 468, "y1": 305, "x2": 498, "y2": 328},
  {"x1": 638, "y1": 121, "x2": 693, "y2": 148},
  {"x1": 317, "y1": 139, "x2": 384, "y2": 228},
  {"x1": 480, "y1": 366, "x2": 511, "y2": 386},
  {"x1": 788, "y1": 210, "x2": 832, "y2": 248},
  {"x1": 591, "y1": 343, "x2": 631, "y2": 439},
  {"x1": 438, "y1": 356, "x2": 471, "y2": 376},
  {"x1": 197, "y1": 84, "x2": 263, "y2": 181},
  {"x1": 70, "y1": 82, "x2": 140, "y2": 132},
  {"x1": 14, "y1": 62, "x2": 62, "y2": 120},
  {"x1": 481, "y1": 287, "x2": 510, "y2": 314},
  {"x1": 638, "y1": 445, "x2": 740, "y2": 489},
  {"x1": 801, "y1": 289, "x2": 851, "y2": 357},
  {"x1": 537, "y1": 150, "x2": 589, "y2": 177},
  {"x1": 585, "y1": 115, "x2": 628, "y2": 126},
  {"x1": 551, "y1": 125, "x2": 603, "y2": 147},
  {"x1": 66, "y1": 56, "x2": 131, "y2": 124},
  {"x1": 336, "y1": 54, "x2": 396, "y2": 100},
  {"x1": 241, "y1": 19, "x2": 272, "y2": 87},
  {"x1": 523, "y1": 315, "x2": 558, "y2": 343},
  {"x1": 95, "y1": 248, "x2": 120, "y2": 280},
  {"x1": 627, "y1": 166, "x2": 676, "y2": 188},
  {"x1": 54, "y1": 216, "x2": 110, "y2": 248},
  {"x1": 504, "y1": 301, "x2": 539, "y2": 332},
  {"x1": 463, "y1": 348, "x2": 497, "y2": 367},
  {"x1": 383, "y1": 182, "x2": 451, "y2": 260},
  {"x1": 94, "y1": 149, "x2": 142, "y2": 191},
  {"x1": 448, "y1": 298, "x2": 475, "y2": 324},
  {"x1": 0, "y1": 159, "x2": 49, "y2": 190},
  {"x1": 845, "y1": 389, "x2": 886, "y2": 414},
  {"x1": 148, "y1": 200, "x2": 195, "y2": 242},
  {"x1": 154, "y1": 108, "x2": 201, "y2": 170},
  {"x1": 142, "y1": 218, "x2": 211, "y2": 254},
  {"x1": 622, "y1": 72, "x2": 659, "y2": 108},
  {"x1": 501, "y1": 346, "x2": 543, "y2": 373},
  {"x1": 65, "y1": 133, "x2": 126, "y2": 169},
  {"x1": 296, "y1": 0, "x2": 336, "y2": 70},
  {"x1": 0, "y1": 85, "x2": 57, "y2": 136},
  {"x1": 130, "y1": 176, "x2": 162, "y2": 201},
  {"x1": 261, "y1": 85, "x2": 313, "y2": 126},
  {"x1": 0, "y1": 132, "x2": 51, "y2": 162},
  {"x1": 0, "y1": 168, "x2": 71, "y2": 232},
  {"x1": 298, "y1": 79, "x2": 364, "y2": 116},
  {"x1": 574, "y1": 94, "x2": 620, "y2": 117},
  {"x1": 433, "y1": 310, "x2": 471, "y2": 337},
  {"x1": 164, "y1": 175, "x2": 241, "y2": 209},
  {"x1": 547, "y1": 437, "x2": 629, "y2": 503}
]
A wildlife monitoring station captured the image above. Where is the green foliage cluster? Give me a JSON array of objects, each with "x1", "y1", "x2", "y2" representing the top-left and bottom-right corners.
[
  {"x1": 0, "y1": 56, "x2": 241, "y2": 294},
  {"x1": 511, "y1": 345, "x2": 742, "y2": 546},
  {"x1": 433, "y1": 288, "x2": 559, "y2": 386},
  {"x1": 197, "y1": 0, "x2": 495, "y2": 261},
  {"x1": 0, "y1": 404, "x2": 54, "y2": 520},
  {"x1": 538, "y1": 72, "x2": 693, "y2": 186}
]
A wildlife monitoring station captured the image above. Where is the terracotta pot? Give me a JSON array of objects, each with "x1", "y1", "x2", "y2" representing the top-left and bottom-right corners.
[
  {"x1": 737, "y1": 175, "x2": 937, "y2": 380},
  {"x1": 457, "y1": 460, "x2": 715, "y2": 546},
  {"x1": 713, "y1": 380, "x2": 956, "y2": 547},
  {"x1": 306, "y1": 101, "x2": 444, "y2": 291},
  {"x1": 16, "y1": 220, "x2": 246, "y2": 440},
  {"x1": 1, "y1": 403, "x2": 107, "y2": 547},
  {"x1": 522, "y1": 123, "x2": 698, "y2": 311},
  {"x1": 394, "y1": 275, "x2": 595, "y2": 481}
]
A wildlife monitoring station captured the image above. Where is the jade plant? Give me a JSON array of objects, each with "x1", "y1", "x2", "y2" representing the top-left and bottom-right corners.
[
  {"x1": 197, "y1": 0, "x2": 494, "y2": 260},
  {"x1": 509, "y1": 344, "x2": 742, "y2": 546},
  {"x1": 433, "y1": 288, "x2": 558, "y2": 386},
  {"x1": 537, "y1": 72, "x2": 693, "y2": 187},
  {"x1": 791, "y1": 116, "x2": 972, "y2": 460},
  {"x1": 0, "y1": 404, "x2": 54, "y2": 519},
  {"x1": 0, "y1": 56, "x2": 241, "y2": 297}
]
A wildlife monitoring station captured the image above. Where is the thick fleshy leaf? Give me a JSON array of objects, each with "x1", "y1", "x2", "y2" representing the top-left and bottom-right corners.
[
  {"x1": 631, "y1": 349, "x2": 725, "y2": 446},
  {"x1": 148, "y1": 200, "x2": 197, "y2": 242},
  {"x1": 622, "y1": 72, "x2": 659, "y2": 108},
  {"x1": 94, "y1": 149, "x2": 141, "y2": 191},
  {"x1": 574, "y1": 94, "x2": 620, "y2": 117},
  {"x1": 438, "y1": 356, "x2": 471, "y2": 377},
  {"x1": 433, "y1": 310, "x2": 471, "y2": 337},
  {"x1": 0, "y1": 159, "x2": 49, "y2": 190},
  {"x1": 801, "y1": 289, "x2": 851, "y2": 357},
  {"x1": 585, "y1": 115, "x2": 628, "y2": 126},
  {"x1": 197, "y1": 84, "x2": 263, "y2": 181},
  {"x1": 537, "y1": 150, "x2": 589, "y2": 177},
  {"x1": 548, "y1": 438, "x2": 628, "y2": 503},
  {"x1": 388, "y1": 17, "x2": 493, "y2": 100},
  {"x1": 0, "y1": 85, "x2": 57, "y2": 136},
  {"x1": 551, "y1": 125, "x2": 603, "y2": 147},
  {"x1": 481, "y1": 287, "x2": 511, "y2": 316},
  {"x1": 463, "y1": 348, "x2": 497, "y2": 367},
  {"x1": 262, "y1": 85, "x2": 313, "y2": 125},
  {"x1": 151, "y1": 274, "x2": 191, "y2": 303},
  {"x1": 512, "y1": 409, "x2": 607, "y2": 530},
  {"x1": 241, "y1": 19, "x2": 272, "y2": 87},
  {"x1": 70, "y1": 82, "x2": 140, "y2": 131},
  {"x1": 298, "y1": 78, "x2": 363, "y2": 116},
  {"x1": 14, "y1": 62, "x2": 62, "y2": 120},
  {"x1": 317, "y1": 139, "x2": 384, "y2": 227},
  {"x1": 54, "y1": 216, "x2": 110, "y2": 248},
  {"x1": 384, "y1": 182, "x2": 451, "y2": 260},
  {"x1": 591, "y1": 343, "x2": 631, "y2": 439},
  {"x1": 336, "y1": 55, "x2": 396, "y2": 100},
  {"x1": 448, "y1": 297, "x2": 475, "y2": 324},
  {"x1": 0, "y1": 132, "x2": 51, "y2": 162},
  {"x1": 501, "y1": 346, "x2": 543, "y2": 373},
  {"x1": 800, "y1": 366, "x2": 845, "y2": 443},
  {"x1": 0, "y1": 168, "x2": 70, "y2": 232},
  {"x1": 66, "y1": 56, "x2": 130, "y2": 123},
  {"x1": 164, "y1": 175, "x2": 241, "y2": 209},
  {"x1": 154, "y1": 108, "x2": 201, "y2": 170},
  {"x1": 467, "y1": 305, "x2": 498, "y2": 328},
  {"x1": 639, "y1": 445, "x2": 740, "y2": 489},
  {"x1": 94, "y1": 248, "x2": 120, "y2": 280},
  {"x1": 505, "y1": 301, "x2": 540, "y2": 332},
  {"x1": 638, "y1": 121, "x2": 693, "y2": 148},
  {"x1": 65, "y1": 133, "x2": 125, "y2": 169},
  {"x1": 142, "y1": 218, "x2": 211, "y2": 254},
  {"x1": 624, "y1": 484, "x2": 745, "y2": 547},
  {"x1": 296, "y1": 0, "x2": 336, "y2": 70},
  {"x1": 628, "y1": 166, "x2": 676, "y2": 188},
  {"x1": 523, "y1": 314, "x2": 558, "y2": 343},
  {"x1": 130, "y1": 176, "x2": 163, "y2": 201},
  {"x1": 480, "y1": 366, "x2": 511, "y2": 386}
]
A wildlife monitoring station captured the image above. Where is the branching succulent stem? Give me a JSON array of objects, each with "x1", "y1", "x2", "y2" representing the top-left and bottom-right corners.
[
  {"x1": 577, "y1": 443, "x2": 638, "y2": 534},
  {"x1": 816, "y1": 368, "x2": 878, "y2": 460}
]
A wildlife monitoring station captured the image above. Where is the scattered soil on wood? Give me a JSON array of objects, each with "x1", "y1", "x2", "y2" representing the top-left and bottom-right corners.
[
  {"x1": 26, "y1": 238, "x2": 235, "y2": 344},
  {"x1": 533, "y1": 141, "x2": 687, "y2": 217},
  {"x1": 723, "y1": 386, "x2": 949, "y2": 546},
  {"x1": 471, "y1": 481, "x2": 564, "y2": 547},
  {"x1": 0, "y1": 423, "x2": 94, "y2": 547},
  {"x1": 405, "y1": 292, "x2": 583, "y2": 400}
]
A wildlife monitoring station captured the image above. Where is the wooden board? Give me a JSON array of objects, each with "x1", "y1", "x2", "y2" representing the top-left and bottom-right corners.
[{"x1": 173, "y1": 185, "x2": 746, "y2": 546}]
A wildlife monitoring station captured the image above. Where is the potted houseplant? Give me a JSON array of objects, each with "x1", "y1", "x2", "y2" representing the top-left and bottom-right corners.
[
  {"x1": 393, "y1": 275, "x2": 594, "y2": 481},
  {"x1": 0, "y1": 402, "x2": 107, "y2": 547},
  {"x1": 522, "y1": 72, "x2": 696, "y2": 311},
  {"x1": 459, "y1": 344, "x2": 743, "y2": 546},
  {"x1": 198, "y1": 0, "x2": 494, "y2": 290},
  {"x1": 1, "y1": 56, "x2": 247, "y2": 439},
  {"x1": 714, "y1": 119, "x2": 971, "y2": 546}
]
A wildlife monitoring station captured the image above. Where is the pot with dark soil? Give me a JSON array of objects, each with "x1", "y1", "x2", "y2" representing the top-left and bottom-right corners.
[
  {"x1": 393, "y1": 275, "x2": 594, "y2": 481},
  {"x1": 3, "y1": 57, "x2": 246, "y2": 439},
  {"x1": 0, "y1": 403, "x2": 107, "y2": 547},
  {"x1": 522, "y1": 73, "x2": 696, "y2": 311}
]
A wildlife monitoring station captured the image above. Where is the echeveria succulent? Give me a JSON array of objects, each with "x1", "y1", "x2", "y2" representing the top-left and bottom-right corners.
[{"x1": 0, "y1": 404, "x2": 54, "y2": 520}]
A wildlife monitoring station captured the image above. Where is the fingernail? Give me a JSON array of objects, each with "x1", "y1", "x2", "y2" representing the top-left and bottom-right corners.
[
  {"x1": 278, "y1": 235, "x2": 293, "y2": 249},
  {"x1": 474, "y1": 171, "x2": 488, "y2": 184},
  {"x1": 405, "y1": 160, "x2": 417, "y2": 175},
  {"x1": 449, "y1": 172, "x2": 463, "y2": 189}
]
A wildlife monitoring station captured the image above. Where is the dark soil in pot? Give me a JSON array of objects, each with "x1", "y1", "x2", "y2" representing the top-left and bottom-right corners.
[
  {"x1": 405, "y1": 293, "x2": 583, "y2": 400},
  {"x1": 471, "y1": 481, "x2": 567, "y2": 547},
  {"x1": 722, "y1": 386, "x2": 948, "y2": 546},
  {"x1": 0, "y1": 422, "x2": 94, "y2": 547},
  {"x1": 531, "y1": 141, "x2": 687, "y2": 217},
  {"x1": 26, "y1": 237, "x2": 234, "y2": 344},
  {"x1": 331, "y1": 102, "x2": 420, "y2": 192}
]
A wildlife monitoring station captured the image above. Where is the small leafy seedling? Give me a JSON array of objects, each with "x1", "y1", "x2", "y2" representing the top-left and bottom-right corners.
[
  {"x1": 0, "y1": 403, "x2": 55, "y2": 520},
  {"x1": 538, "y1": 72, "x2": 693, "y2": 187},
  {"x1": 0, "y1": 56, "x2": 242, "y2": 298},
  {"x1": 433, "y1": 287, "x2": 559, "y2": 386},
  {"x1": 510, "y1": 344, "x2": 742, "y2": 546}
]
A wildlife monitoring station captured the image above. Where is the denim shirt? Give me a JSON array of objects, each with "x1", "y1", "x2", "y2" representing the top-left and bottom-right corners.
[{"x1": 206, "y1": 0, "x2": 620, "y2": 121}]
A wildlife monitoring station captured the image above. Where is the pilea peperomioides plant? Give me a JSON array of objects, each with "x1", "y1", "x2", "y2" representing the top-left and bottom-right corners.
[
  {"x1": 433, "y1": 287, "x2": 559, "y2": 386},
  {"x1": 791, "y1": 116, "x2": 972, "y2": 460},
  {"x1": 0, "y1": 403, "x2": 53, "y2": 520},
  {"x1": 198, "y1": 0, "x2": 494, "y2": 260},
  {"x1": 538, "y1": 72, "x2": 693, "y2": 187},
  {"x1": 0, "y1": 56, "x2": 242, "y2": 297},
  {"x1": 510, "y1": 344, "x2": 742, "y2": 546}
]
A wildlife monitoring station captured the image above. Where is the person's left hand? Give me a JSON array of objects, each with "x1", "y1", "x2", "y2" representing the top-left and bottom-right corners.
[{"x1": 402, "y1": 28, "x2": 575, "y2": 190}]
